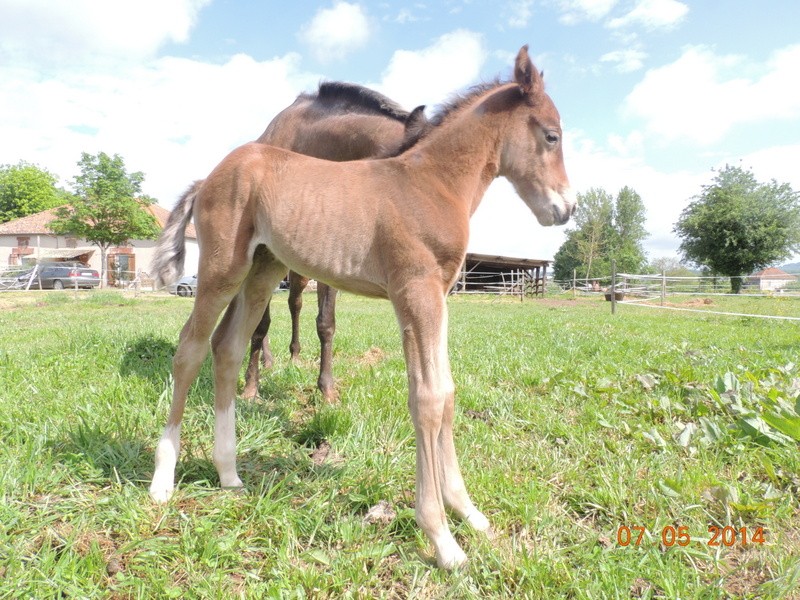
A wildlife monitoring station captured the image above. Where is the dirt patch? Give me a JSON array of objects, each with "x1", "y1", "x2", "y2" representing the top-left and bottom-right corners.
[
  {"x1": 310, "y1": 439, "x2": 343, "y2": 466},
  {"x1": 363, "y1": 500, "x2": 396, "y2": 525},
  {"x1": 665, "y1": 298, "x2": 714, "y2": 308},
  {"x1": 720, "y1": 544, "x2": 771, "y2": 597},
  {"x1": 310, "y1": 440, "x2": 331, "y2": 465},
  {"x1": 358, "y1": 346, "x2": 386, "y2": 366}
]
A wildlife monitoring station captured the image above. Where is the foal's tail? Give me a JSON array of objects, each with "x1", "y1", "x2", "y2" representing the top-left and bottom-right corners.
[{"x1": 151, "y1": 180, "x2": 202, "y2": 289}]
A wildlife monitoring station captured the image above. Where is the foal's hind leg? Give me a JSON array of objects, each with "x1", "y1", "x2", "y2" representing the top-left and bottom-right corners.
[
  {"x1": 315, "y1": 282, "x2": 338, "y2": 402},
  {"x1": 288, "y1": 272, "x2": 309, "y2": 361},
  {"x1": 150, "y1": 273, "x2": 249, "y2": 503},
  {"x1": 243, "y1": 300, "x2": 273, "y2": 400},
  {"x1": 210, "y1": 251, "x2": 287, "y2": 490}
]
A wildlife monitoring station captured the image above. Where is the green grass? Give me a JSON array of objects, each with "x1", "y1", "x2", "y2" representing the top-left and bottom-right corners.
[{"x1": 0, "y1": 290, "x2": 798, "y2": 599}]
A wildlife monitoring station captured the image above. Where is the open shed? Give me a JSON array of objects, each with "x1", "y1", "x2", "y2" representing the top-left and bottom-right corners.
[{"x1": 454, "y1": 253, "x2": 550, "y2": 299}]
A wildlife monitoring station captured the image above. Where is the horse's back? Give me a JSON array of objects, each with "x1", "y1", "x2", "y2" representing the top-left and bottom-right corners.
[{"x1": 258, "y1": 99, "x2": 407, "y2": 160}]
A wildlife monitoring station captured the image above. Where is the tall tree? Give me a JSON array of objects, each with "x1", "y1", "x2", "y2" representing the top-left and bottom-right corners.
[
  {"x1": 573, "y1": 188, "x2": 614, "y2": 279},
  {"x1": 0, "y1": 162, "x2": 70, "y2": 223},
  {"x1": 649, "y1": 256, "x2": 695, "y2": 277},
  {"x1": 50, "y1": 152, "x2": 160, "y2": 286},
  {"x1": 674, "y1": 164, "x2": 800, "y2": 293},
  {"x1": 553, "y1": 187, "x2": 648, "y2": 282},
  {"x1": 611, "y1": 186, "x2": 648, "y2": 274}
]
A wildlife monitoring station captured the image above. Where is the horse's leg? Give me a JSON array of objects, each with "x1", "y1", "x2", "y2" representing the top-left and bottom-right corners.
[
  {"x1": 315, "y1": 282, "x2": 338, "y2": 402},
  {"x1": 150, "y1": 267, "x2": 250, "y2": 503},
  {"x1": 438, "y1": 354, "x2": 492, "y2": 535},
  {"x1": 242, "y1": 299, "x2": 273, "y2": 400},
  {"x1": 288, "y1": 272, "x2": 309, "y2": 362},
  {"x1": 392, "y1": 282, "x2": 467, "y2": 569},
  {"x1": 210, "y1": 249, "x2": 287, "y2": 490}
]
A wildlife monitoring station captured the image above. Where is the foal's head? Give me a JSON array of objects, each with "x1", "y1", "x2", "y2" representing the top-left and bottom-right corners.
[{"x1": 495, "y1": 46, "x2": 576, "y2": 226}]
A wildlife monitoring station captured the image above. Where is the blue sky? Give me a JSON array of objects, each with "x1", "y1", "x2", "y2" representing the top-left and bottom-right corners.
[{"x1": 2, "y1": 0, "x2": 799, "y2": 263}]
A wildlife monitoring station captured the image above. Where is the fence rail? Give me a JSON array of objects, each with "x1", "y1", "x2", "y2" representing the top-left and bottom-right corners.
[{"x1": 554, "y1": 268, "x2": 800, "y2": 321}]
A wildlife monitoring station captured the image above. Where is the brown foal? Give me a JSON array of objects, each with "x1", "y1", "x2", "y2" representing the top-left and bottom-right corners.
[{"x1": 150, "y1": 46, "x2": 576, "y2": 569}]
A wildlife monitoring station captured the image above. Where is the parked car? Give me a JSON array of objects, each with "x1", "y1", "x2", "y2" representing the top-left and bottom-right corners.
[
  {"x1": 23, "y1": 263, "x2": 101, "y2": 290},
  {"x1": 168, "y1": 274, "x2": 197, "y2": 297}
]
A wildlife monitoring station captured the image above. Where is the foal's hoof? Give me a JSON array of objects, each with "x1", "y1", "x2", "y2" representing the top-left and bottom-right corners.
[
  {"x1": 437, "y1": 546, "x2": 469, "y2": 570},
  {"x1": 466, "y1": 511, "x2": 492, "y2": 536},
  {"x1": 149, "y1": 483, "x2": 174, "y2": 504}
]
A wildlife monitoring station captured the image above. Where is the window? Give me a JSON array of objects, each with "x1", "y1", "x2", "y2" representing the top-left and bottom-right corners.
[{"x1": 17, "y1": 236, "x2": 30, "y2": 249}]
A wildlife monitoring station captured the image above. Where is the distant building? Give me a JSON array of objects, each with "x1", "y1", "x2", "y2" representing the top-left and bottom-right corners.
[
  {"x1": 0, "y1": 205, "x2": 199, "y2": 285},
  {"x1": 455, "y1": 253, "x2": 550, "y2": 298},
  {"x1": 748, "y1": 267, "x2": 797, "y2": 291}
]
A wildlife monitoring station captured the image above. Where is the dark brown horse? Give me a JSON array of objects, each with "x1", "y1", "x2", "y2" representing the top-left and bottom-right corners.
[
  {"x1": 154, "y1": 83, "x2": 426, "y2": 402},
  {"x1": 150, "y1": 46, "x2": 576, "y2": 569}
]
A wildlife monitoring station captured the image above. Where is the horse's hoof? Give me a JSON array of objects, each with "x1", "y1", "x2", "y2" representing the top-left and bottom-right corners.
[
  {"x1": 466, "y1": 510, "x2": 492, "y2": 535},
  {"x1": 437, "y1": 546, "x2": 468, "y2": 570},
  {"x1": 149, "y1": 484, "x2": 174, "y2": 504}
]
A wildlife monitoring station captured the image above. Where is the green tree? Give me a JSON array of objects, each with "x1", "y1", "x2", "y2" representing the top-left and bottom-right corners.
[
  {"x1": 50, "y1": 152, "x2": 160, "y2": 287},
  {"x1": 674, "y1": 164, "x2": 800, "y2": 293},
  {"x1": 553, "y1": 187, "x2": 648, "y2": 283},
  {"x1": 649, "y1": 256, "x2": 695, "y2": 277},
  {"x1": 0, "y1": 162, "x2": 70, "y2": 223},
  {"x1": 574, "y1": 188, "x2": 614, "y2": 279},
  {"x1": 611, "y1": 186, "x2": 648, "y2": 274}
]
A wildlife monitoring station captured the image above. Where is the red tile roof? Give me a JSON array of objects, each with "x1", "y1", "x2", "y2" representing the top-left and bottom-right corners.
[
  {"x1": 0, "y1": 208, "x2": 62, "y2": 235},
  {"x1": 0, "y1": 204, "x2": 196, "y2": 239},
  {"x1": 751, "y1": 267, "x2": 797, "y2": 280}
]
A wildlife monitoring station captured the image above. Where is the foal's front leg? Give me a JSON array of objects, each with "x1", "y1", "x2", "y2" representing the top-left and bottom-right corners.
[{"x1": 395, "y1": 287, "x2": 484, "y2": 569}]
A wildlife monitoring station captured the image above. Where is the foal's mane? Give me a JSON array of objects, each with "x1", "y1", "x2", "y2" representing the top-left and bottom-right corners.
[
  {"x1": 428, "y1": 79, "x2": 507, "y2": 126},
  {"x1": 308, "y1": 81, "x2": 410, "y2": 122},
  {"x1": 390, "y1": 79, "x2": 511, "y2": 155}
]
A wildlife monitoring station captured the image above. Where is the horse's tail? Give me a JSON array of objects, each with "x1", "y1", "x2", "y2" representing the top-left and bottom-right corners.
[{"x1": 151, "y1": 180, "x2": 202, "y2": 289}]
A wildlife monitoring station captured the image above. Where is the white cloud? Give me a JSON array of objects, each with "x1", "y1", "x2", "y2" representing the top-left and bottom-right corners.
[
  {"x1": 376, "y1": 30, "x2": 487, "y2": 110},
  {"x1": 298, "y1": 2, "x2": 372, "y2": 64},
  {"x1": 608, "y1": 0, "x2": 688, "y2": 30},
  {"x1": 556, "y1": 0, "x2": 619, "y2": 25},
  {"x1": 624, "y1": 44, "x2": 800, "y2": 145},
  {"x1": 739, "y1": 144, "x2": 800, "y2": 193},
  {"x1": 505, "y1": 0, "x2": 535, "y2": 28},
  {"x1": 0, "y1": 52, "x2": 319, "y2": 207},
  {"x1": 600, "y1": 47, "x2": 647, "y2": 72},
  {"x1": 0, "y1": 0, "x2": 210, "y2": 67}
]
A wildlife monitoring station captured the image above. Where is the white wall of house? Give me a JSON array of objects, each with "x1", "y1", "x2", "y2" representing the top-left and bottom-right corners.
[
  {"x1": 757, "y1": 278, "x2": 794, "y2": 291},
  {"x1": 1, "y1": 233, "x2": 199, "y2": 284}
]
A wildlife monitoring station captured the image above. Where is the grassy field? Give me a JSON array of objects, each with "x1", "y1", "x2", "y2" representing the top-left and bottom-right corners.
[{"x1": 0, "y1": 290, "x2": 798, "y2": 599}]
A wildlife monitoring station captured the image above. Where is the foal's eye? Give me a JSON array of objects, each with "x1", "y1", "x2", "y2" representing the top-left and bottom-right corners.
[{"x1": 545, "y1": 131, "x2": 560, "y2": 145}]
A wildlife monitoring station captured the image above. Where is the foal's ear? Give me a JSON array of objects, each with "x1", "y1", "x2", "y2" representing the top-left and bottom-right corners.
[{"x1": 514, "y1": 44, "x2": 542, "y2": 96}]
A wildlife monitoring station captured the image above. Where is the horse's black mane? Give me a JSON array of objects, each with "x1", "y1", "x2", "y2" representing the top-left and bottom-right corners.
[{"x1": 306, "y1": 81, "x2": 410, "y2": 122}]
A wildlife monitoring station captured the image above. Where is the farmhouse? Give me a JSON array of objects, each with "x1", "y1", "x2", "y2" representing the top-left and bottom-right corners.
[
  {"x1": 748, "y1": 267, "x2": 798, "y2": 291},
  {"x1": 0, "y1": 205, "x2": 199, "y2": 285},
  {"x1": 454, "y1": 253, "x2": 550, "y2": 298}
]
